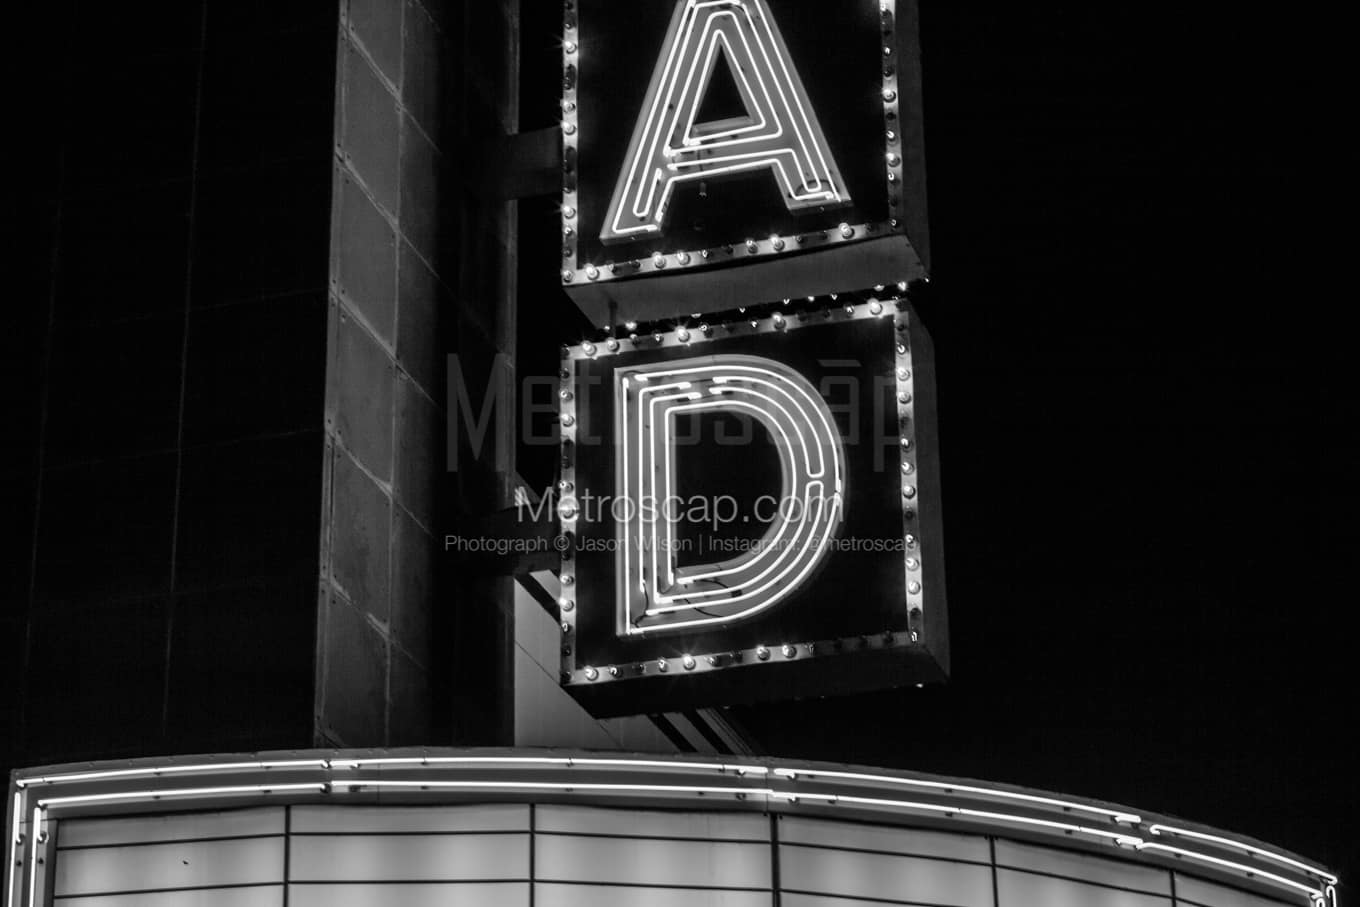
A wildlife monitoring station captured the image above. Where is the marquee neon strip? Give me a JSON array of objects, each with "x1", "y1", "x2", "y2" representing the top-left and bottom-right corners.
[
  {"x1": 4, "y1": 793, "x2": 18, "y2": 907},
  {"x1": 601, "y1": 0, "x2": 848, "y2": 244},
  {"x1": 7, "y1": 753, "x2": 1337, "y2": 907},
  {"x1": 1135, "y1": 842, "x2": 1327, "y2": 901},
  {"x1": 13, "y1": 758, "x2": 329, "y2": 788},
  {"x1": 615, "y1": 355, "x2": 845, "y2": 635},
  {"x1": 1147, "y1": 824, "x2": 1339, "y2": 885}
]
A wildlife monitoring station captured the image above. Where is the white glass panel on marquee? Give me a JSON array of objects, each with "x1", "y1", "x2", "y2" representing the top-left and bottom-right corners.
[
  {"x1": 44, "y1": 803, "x2": 1312, "y2": 907},
  {"x1": 535, "y1": 833, "x2": 772, "y2": 889},
  {"x1": 1176, "y1": 874, "x2": 1312, "y2": 907},
  {"x1": 288, "y1": 832, "x2": 530, "y2": 882},
  {"x1": 289, "y1": 802, "x2": 529, "y2": 833},
  {"x1": 287, "y1": 882, "x2": 530, "y2": 907},
  {"x1": 56, "y1": 807, "x2": 284, "y2": 848},
  {"x1": 536, "y1": 885, "x2": 770, "y2": 907},
  {"x1": 778, "y1": 842, "x2": 994, "y2": 905},
  {"x1": 779, "y1": 814, "x2": 992, "y2": 863},
  {"x1": 995, "y1": 839, "x2": 1173, "y2": 896},
  {"x1": 996, "y1": 868, "x2": 1173, "y2": 907},
  {"x1": 536, "y1": 803, "x2": 769, "y2": 840},
  {"x1": 52, "y1": 889, "x2": 283, "y2": 907},
  {"x1": 54, "y1": 837, "x2": 284, "y2": 898}
]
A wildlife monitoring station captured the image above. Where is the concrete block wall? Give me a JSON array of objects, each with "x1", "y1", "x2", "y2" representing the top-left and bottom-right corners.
[{"x1": 317, "y1": 0, "x2": 521, "y2": 748}]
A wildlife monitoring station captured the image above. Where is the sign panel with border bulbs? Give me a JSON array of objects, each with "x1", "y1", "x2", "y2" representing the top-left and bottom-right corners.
[
  {"x1": 556, "y1": 292, "x2": 946, "y2": 715},
  {"x1": 561, "y1": 0, "x2": 929, "y2": 329}
]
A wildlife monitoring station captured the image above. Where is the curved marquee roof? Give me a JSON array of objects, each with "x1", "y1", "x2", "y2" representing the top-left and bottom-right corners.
[{"x1": 5, "y1": 748, "x2": 1338, "y2": 907}]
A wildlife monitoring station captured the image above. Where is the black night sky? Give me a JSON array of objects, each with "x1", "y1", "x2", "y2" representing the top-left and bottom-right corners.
[
  {"x1": 519, "y1": 0, "x2": 1352, "y2": 888},
  {"x1": 7, "y1": 0, "x2": 1343, "y2": 895}
]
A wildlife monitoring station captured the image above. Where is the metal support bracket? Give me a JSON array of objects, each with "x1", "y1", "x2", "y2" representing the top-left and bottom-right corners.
[
  {"x1": 473, "y1": 127, "x2": 562, "y2": 200},
  {"x1": 452, "y1": 503, "x2": 559, "y2": 576}
]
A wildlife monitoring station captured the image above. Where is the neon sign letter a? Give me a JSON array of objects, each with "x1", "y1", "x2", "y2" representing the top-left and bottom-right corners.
[{"x1": 601, "y1": 0, "x2": 850, "y2": 245}]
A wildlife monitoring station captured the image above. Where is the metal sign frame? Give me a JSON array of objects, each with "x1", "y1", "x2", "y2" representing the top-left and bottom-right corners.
[
  {"x1": 559, "y1": 0, "x2": 930, "y2": 327},
  {"x1": 555, "y1": 292, "x2": 947, "y2": 715}
]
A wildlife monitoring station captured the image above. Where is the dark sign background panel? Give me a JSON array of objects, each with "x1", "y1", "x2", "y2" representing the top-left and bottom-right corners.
[
  {"x1": 559, "y1": 300, "x2": 946, "y2": 716},
  {"x1": 562, "y1": 0, "x2": 930, "y2": 326},
  {"x1": 574, "y1": 0, "x2": 888, "y2": 264}
]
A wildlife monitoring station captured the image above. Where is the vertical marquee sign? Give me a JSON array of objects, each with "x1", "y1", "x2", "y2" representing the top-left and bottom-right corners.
[
  {"x1": 554, "y1": 0, "x2": 941, "y2": 715},
  {"x1": 560, "y1": 0, "x2": 930, "y2": 327}
]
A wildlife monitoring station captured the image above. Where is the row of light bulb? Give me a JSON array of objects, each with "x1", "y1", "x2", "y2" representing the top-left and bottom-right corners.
[
  {"x1": 565, "y1": 286, "x2": 920, "y2": 358},
  {"x1": 563, "y1": 220, "x2": 884, "y2": 285},
  {"x1": 894, "y1": 312, "x2": 925, "y2": 641},
  {"x1": 579, "y1": 637, "x2": 918, "y2": 683}
]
